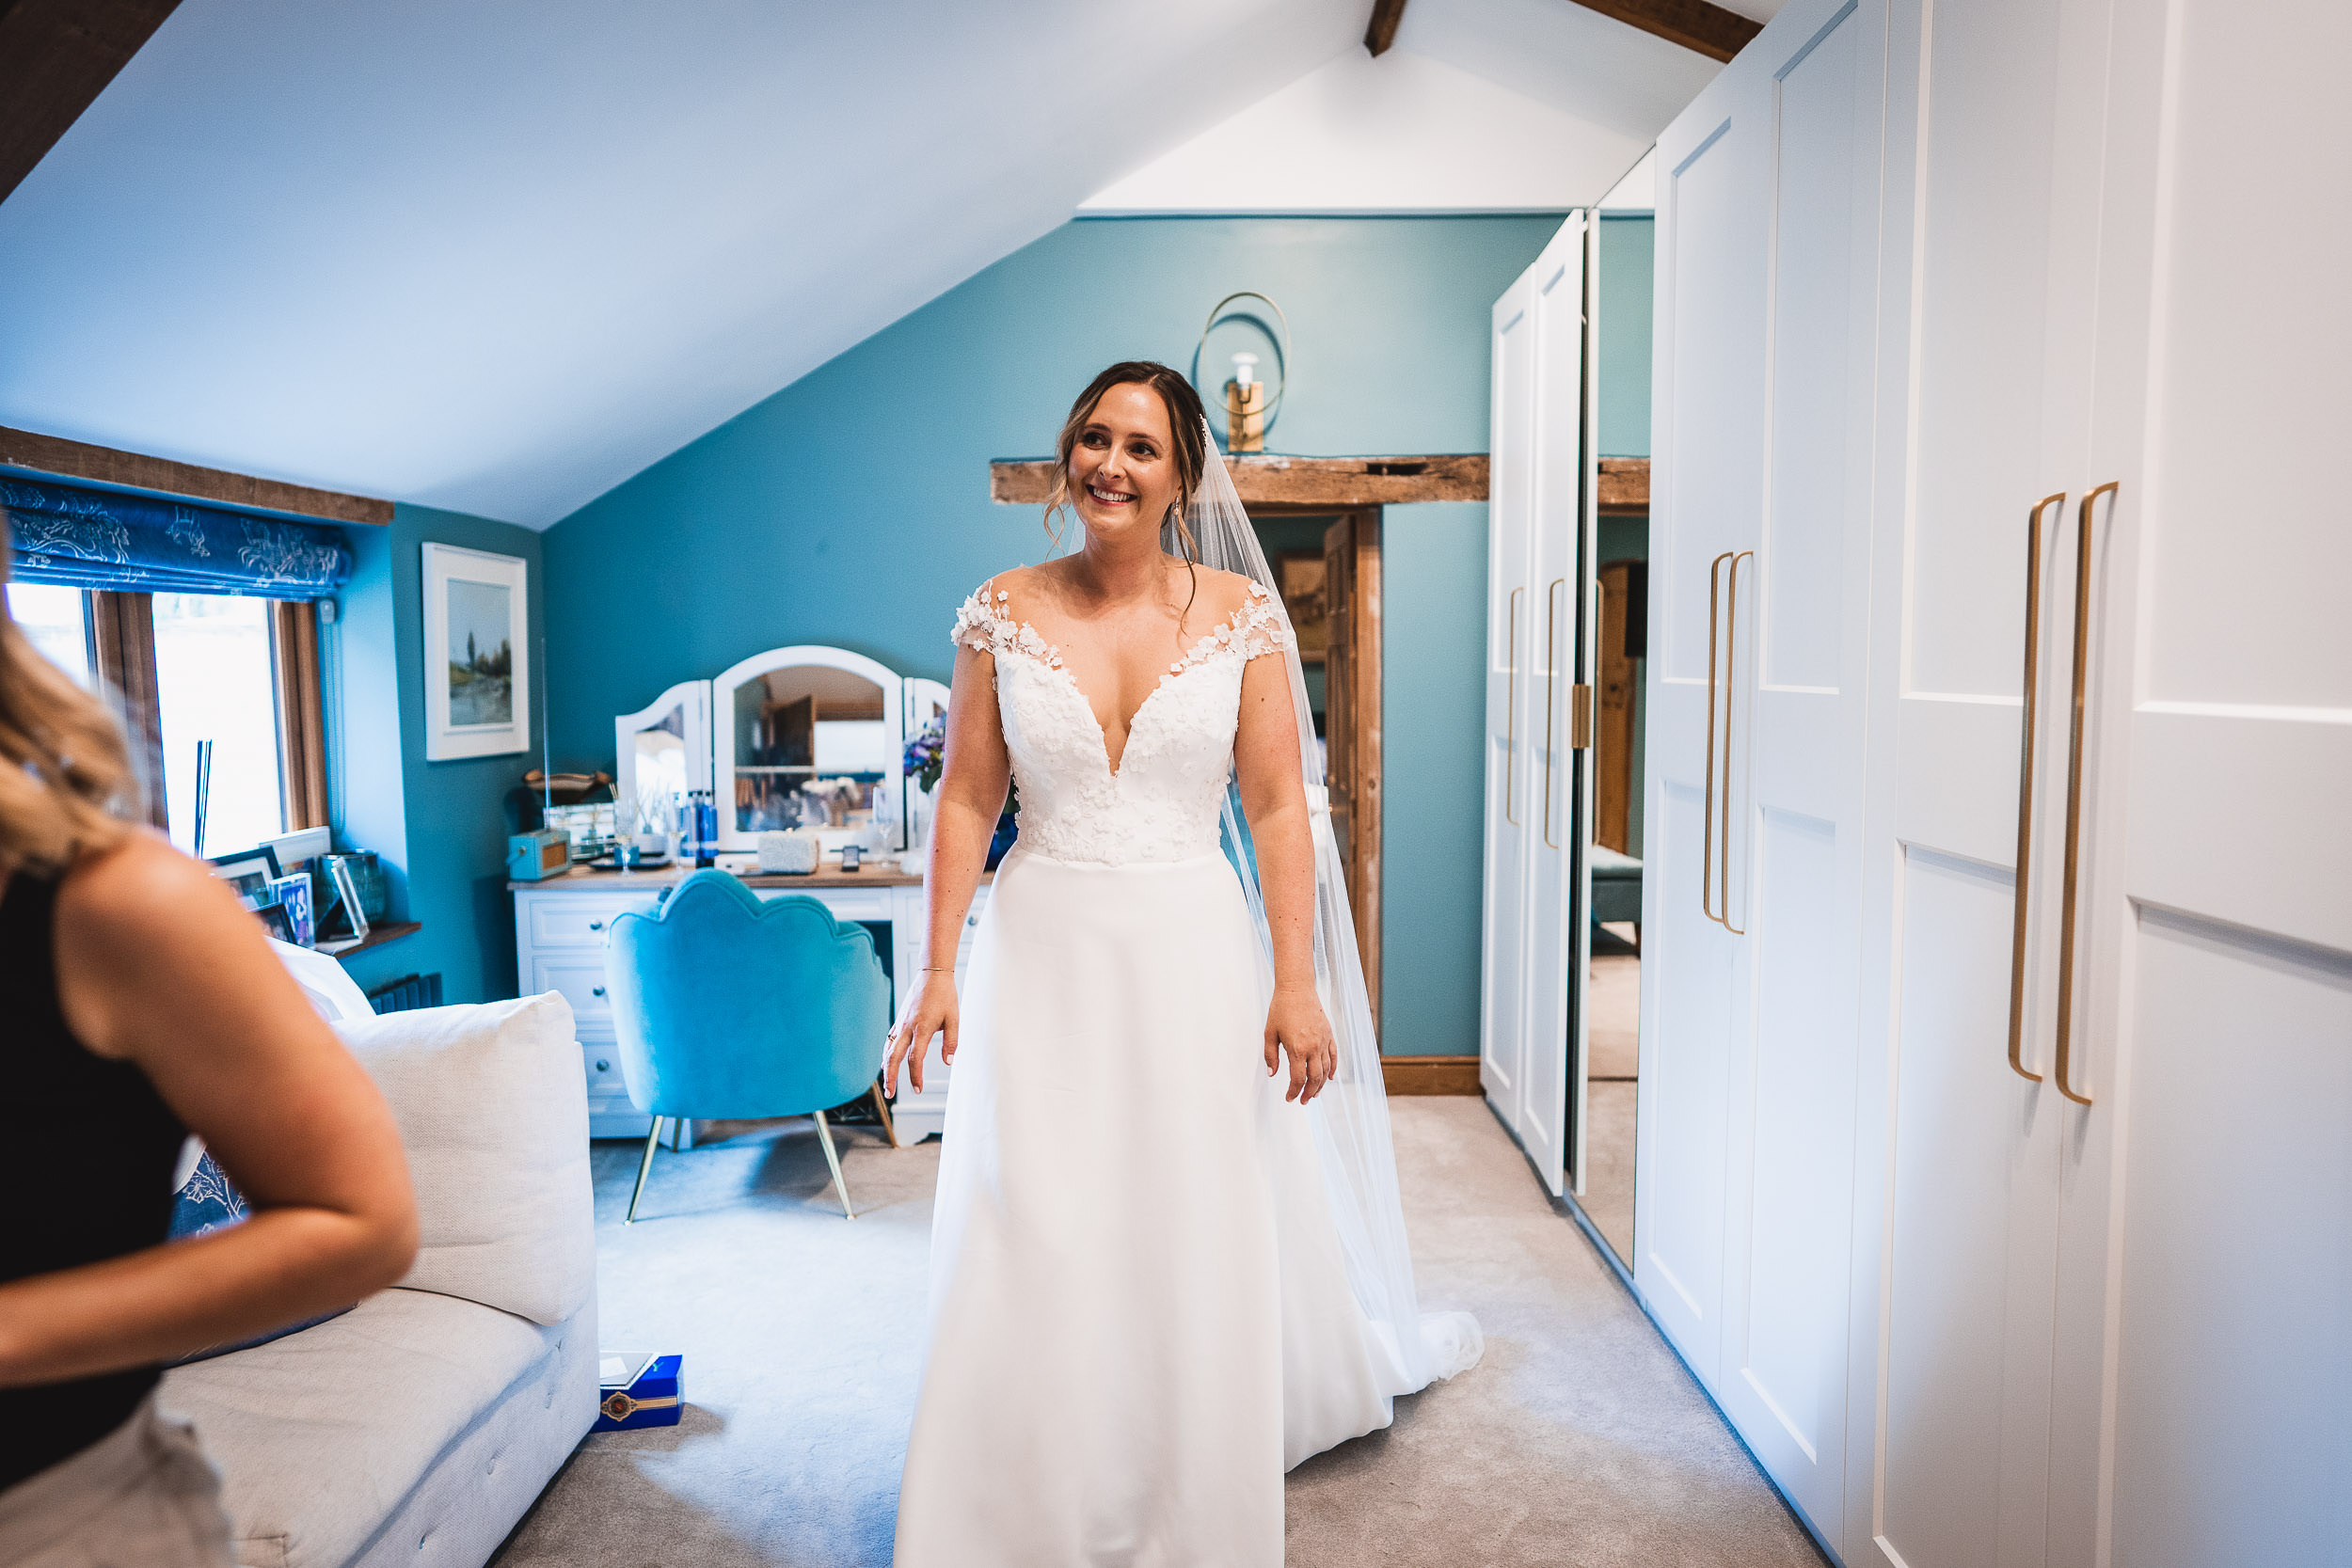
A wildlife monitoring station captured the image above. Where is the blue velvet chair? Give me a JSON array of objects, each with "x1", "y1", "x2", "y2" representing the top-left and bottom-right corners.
[{"x1": 605, "y1": 870, "x2": 891, "y2": 1222}]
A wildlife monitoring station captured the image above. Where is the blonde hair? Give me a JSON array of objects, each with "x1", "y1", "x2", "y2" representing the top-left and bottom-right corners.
[{"x1": 0, "y1": 516, "x2": 135, "y2": 875}]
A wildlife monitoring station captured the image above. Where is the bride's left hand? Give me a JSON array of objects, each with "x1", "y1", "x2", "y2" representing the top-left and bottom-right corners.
[{"x1": 1264, "y1": 985, "x2": 1338, "y2": 1104}]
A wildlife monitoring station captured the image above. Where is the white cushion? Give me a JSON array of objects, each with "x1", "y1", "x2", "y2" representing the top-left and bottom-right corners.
[
  {"x1": 268, "y1": 938, "x2": 374, "y2": 1022},
  {"x1": 337, "y1": 994, "x2": 593, "y2": 1325},
  {"x1": 160, "y1": 1288, "x2": 557, "y2": 1568}
]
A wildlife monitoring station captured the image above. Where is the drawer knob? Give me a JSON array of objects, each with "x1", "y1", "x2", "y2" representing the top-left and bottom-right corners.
[
  {"x1": 596, "y1": 1059, "x2": 610, "y2": 1072},
  {"x1": 591, "y1": 986, "x2": 606, "y2": 998},
  {"x1": 589, "y1": 920, "x2": 604, "y2": 931}
]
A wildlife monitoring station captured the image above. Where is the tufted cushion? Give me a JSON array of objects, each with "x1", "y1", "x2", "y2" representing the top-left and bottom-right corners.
[{"x1": 336, "y1": 994, "x2": 593, "y2": 1326}]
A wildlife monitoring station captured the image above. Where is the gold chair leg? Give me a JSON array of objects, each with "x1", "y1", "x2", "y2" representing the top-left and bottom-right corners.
[
  {"x1": 812, "y1": 1109, "x2": 854, "y2": 1220},
  {"x1": 627, "y1": 1117, "x2": 663, "y2": 1224},
  {"x1": 869, "y1": 1078, "x2": 899, "y2": 1148}
]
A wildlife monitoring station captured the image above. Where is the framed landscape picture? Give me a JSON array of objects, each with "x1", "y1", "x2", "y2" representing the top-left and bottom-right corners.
[{"x1": 421, "y1": 543, "x2": 531, "y2": 760}]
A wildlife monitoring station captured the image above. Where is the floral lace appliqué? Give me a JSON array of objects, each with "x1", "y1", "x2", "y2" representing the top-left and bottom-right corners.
[{"x1": 943, "y1": 578, "x2": 1296, "y2": 865}]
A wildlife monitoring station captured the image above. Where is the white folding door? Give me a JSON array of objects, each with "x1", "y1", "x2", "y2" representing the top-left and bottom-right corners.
[
  {"x1": 1481, "y1": 214, "x2": 1591, "y2": 1196},
  {"x1": 1638, "y1": 0, "x2": 1883, "y2": 1533}
]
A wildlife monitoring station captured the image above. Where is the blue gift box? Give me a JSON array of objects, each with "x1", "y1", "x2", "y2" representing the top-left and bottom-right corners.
[{"x1": 593, "y1": 1353, "x2": 683, "y2": 1432}]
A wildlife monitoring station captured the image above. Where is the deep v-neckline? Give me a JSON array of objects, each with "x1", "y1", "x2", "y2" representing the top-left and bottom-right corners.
[
  {"x1": 961, "y1": 579, "x2": 1280, "y2": 779},
  {"x1": 1004, "y1": 630, "x2": 1221, "y2": 781}
]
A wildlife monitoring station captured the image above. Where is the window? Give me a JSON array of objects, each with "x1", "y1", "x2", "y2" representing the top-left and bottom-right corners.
[
  {"x1": 3, "y1": 582, "x2": 326, "y2": 857},
  {"x1": 152, "y1": 593, "x2": 287, "y2": 858},
  {"x1": 4, "y1": 582, "x2": 94, "y2": 689}
]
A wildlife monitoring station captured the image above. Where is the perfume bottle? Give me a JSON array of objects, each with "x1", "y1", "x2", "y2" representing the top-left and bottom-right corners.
[{"x1": 692, "y1": 791, "x2": 717, "y2": 868}]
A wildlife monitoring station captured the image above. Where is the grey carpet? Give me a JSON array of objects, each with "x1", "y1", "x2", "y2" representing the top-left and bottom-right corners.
[{"x1": 492, "y1": 1100, "x2": 1823, "y2": 1567}]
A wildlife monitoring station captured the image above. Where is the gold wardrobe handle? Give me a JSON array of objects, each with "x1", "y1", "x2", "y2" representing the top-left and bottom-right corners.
[
  {"x1": 2007, "y1": 493, "x2": 2067, "y2": 1085},
  {"x1": 2053, "y1": 482, "x2": 2118, "y2": 1107},
  {"x1": 1703, "y1": 552, "x2": 1731, "y2": 924},
  {"x1": 1505, "y1": 584, "x2": 1524, "y2": 826},
  {"x1": 1719, "y1": 550, "x2": 1753, "y2": 937},
  {"x1": 1543, "y1": 578, "x2": 1565, "y2": 848}
]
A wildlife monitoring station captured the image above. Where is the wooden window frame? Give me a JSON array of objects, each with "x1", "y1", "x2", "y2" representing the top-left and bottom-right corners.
[{"x1": 84, "y1": 589, "x2": 329, "y2": 841}]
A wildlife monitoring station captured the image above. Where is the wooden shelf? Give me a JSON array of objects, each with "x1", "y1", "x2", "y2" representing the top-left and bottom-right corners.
[
  {"x1": 991, "y1": 452, "x2": 1489, "y2": 508},
  {"x1": 321, "y1": 921, "x2": 421, "y2": 961}
]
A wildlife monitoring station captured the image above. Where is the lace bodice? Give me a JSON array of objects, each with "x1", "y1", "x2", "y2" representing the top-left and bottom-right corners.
[{"x1": 950, "y1": 578, "x2": 1294, "y2": 865}]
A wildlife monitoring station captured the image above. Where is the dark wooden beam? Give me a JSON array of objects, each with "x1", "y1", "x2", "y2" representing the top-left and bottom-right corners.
[
  {"x1": 0, "y1": 425, "x2": 394, "y2": 525},
  {"x1": 1597, "y1": 457, "x2": 1650, "y2": 515},
  {"x1": 0, "y1": 0, "x2": 183, "y2": 205},
  {"x1": 1364, "y1": 0, "x2": 1409, "y2": 57},
  {"x1": 1566, "y1": 0, "x2": 1760, "y2": 64},
  {"x1": 992, "y1": 453, "x2": 1488, "y2": 509}
]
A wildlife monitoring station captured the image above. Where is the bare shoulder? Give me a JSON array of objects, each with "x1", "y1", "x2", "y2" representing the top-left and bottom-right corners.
[
  {"x1": 55, "y1": 830, "x2": 288, "y2": 1056},
  {"x1": 56, "y1": 829, "x2": 239, "y2": 951},
  {"x1": 1183, "y1": 565, "x2": 1263, "y2": 626}
]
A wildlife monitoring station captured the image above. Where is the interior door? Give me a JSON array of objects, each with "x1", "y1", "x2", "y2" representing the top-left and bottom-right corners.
[
  {"x1": 1870, "y1": 0, "x2": 2092, "y2": 1559},
  {"x1": 1518, "y1": 213, "x2": 1589, "y2": 1196},
  {"x1": 1636, "y1": 55, "x2": 1770, "y2": 1380},
  {"x1": 1321, "y1": 508, "x2": 1384, "y2": 1024},
  {"x1": 1708, "y1": 0, "x2": 1887, "y2": 1533},
  {"x1": 2092, "y1": 0, "x2": 2352, "y2": 1557},
  {"x1": 1480, "y1": 268, "x2": 1537, "y2": 1128}
]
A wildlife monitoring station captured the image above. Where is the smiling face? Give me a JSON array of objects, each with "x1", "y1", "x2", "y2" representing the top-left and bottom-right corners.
[{"x1": 1066, "y1": 382, "x2": 1182, "y2": 546}]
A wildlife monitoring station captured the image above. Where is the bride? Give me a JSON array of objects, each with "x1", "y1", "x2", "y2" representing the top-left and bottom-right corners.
[{"x1": 885, "y1": 361, "x2": 1480, "y2": 1565}]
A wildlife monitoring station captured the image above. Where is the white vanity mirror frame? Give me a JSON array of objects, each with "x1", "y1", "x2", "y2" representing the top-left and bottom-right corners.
[
  {"x1": 711, "y1": 644, "x2": 905, "y2": 852},
  {"x1": 612, "y1": 679, "x2": 712, "y2": 837},
  {"x1": 901, "y1": 676, "x2": 950, "y2": 853}
]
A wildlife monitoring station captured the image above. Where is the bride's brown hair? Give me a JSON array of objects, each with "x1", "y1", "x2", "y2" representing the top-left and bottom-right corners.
[
  {"x1": 1043, "y1": 361, "x2": 1210, "y2": 563},
  {"x1": 0, "y1": 517, "x2": 135, "y2": 875}
]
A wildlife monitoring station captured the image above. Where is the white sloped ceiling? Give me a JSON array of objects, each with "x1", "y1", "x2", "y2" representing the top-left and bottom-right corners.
[{"x1": 0, "y1": 0, "x2": 1756, "y2": 526}]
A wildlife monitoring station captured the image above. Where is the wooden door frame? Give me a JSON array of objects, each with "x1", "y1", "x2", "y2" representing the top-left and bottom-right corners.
[{"x1": 1257, "y1": 502, "x2": 1382, "y2": 1029}]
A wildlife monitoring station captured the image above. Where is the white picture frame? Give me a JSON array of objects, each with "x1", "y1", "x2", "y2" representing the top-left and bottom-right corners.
[{"x1": 421, "y1": 543, "x2": 531, "y2": 761}]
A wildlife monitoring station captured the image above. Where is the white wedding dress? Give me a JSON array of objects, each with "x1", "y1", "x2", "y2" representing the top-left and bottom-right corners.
[{"x1": 894, "y1": 578, "x2": 1474, "y2": 1567}]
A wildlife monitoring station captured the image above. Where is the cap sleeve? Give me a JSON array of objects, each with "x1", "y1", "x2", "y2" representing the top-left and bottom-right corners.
[
  {"x1": 951, "y1": 578, "x2": 1009, "y2": 656},
  {"x1": 1230, "y1": 580, "x2": 1295, "y2": 661}
]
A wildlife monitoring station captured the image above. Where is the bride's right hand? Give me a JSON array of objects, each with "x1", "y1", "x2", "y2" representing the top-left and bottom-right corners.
[{"x1": 884, "y1": 971, "x2": 959, "y2": 1100}]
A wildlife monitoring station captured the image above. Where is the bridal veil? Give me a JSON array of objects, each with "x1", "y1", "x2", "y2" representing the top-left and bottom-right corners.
[{"x1": 1175, "y1": 420, "x2": 1482, "y2": 1402}]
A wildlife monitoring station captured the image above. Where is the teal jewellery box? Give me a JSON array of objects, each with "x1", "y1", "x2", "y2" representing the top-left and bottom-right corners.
[{"x1": 594, "y1": 1353, "x2": 683, "y2": 1432}]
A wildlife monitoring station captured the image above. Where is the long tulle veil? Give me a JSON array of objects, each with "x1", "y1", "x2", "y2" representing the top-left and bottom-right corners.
[{"x1": 1175, "y1": 419, "x2": 1482, "y2": 1402}]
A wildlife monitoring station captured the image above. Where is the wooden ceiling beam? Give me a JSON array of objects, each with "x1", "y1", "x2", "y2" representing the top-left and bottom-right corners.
[
  {"x1": 0, "y1": 426, "x2": 394, "y2": 526},
  {"x1": 1364, "y1": 0, "x2": 1410, "y2": 57},
  {"x1": 1565, "y1": 0, "x2": 1760, "y2": 64},
  {"x1": 0, "y1": 0, "x2": 183, "y2": 205},
  {"x1": 993, "y1": 453, "x2": 1488, "y2": 509}
]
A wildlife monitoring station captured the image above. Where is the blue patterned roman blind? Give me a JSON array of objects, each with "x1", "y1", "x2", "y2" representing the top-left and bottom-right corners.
[{"x1": 1, "y1": 475, "x2": 353, "y2": 599}]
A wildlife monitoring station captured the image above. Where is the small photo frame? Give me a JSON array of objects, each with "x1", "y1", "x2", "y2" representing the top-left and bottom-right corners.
[
  {"x1": 422, "y1": 542, "x2": 531, "y2": 761},
  {"x1": 207, "y1": 847, "x2": 283, "y2": 903},
  {"x1": 266, "y1": 874, "x2": 315, "y2": 948},
  {"x1": 249, "y1": 900, "x2": 297, "y2": 944}
]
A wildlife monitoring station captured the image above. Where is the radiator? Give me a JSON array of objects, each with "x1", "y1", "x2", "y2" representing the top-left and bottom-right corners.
[{"x1": 366, "y1": 973, "x2": 444, "y2": 1014}]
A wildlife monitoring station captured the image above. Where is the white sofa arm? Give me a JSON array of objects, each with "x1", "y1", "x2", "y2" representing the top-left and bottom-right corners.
[{"x1": 336, "y1": 994, "x2": 595, "y2": 1326}]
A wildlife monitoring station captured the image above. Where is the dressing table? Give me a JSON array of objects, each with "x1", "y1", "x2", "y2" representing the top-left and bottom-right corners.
[
  {"x1": 528, "y1": 639, "x2": 966, "y2": 1143},
  {"x1": 513, "y1": 860, "x2": 985, "y2": 1143}
]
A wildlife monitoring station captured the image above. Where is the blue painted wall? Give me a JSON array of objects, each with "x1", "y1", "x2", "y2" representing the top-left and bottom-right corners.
[
  {"x1": 541, "y1": 214, "x2": 1567, "y2": 1055},
  {"x1": 336, "y1": 503, "x2": 545, "y2": 1006},
  {"x1": 1598, "y1": 215, "x2": 1654, "y2": 459}
]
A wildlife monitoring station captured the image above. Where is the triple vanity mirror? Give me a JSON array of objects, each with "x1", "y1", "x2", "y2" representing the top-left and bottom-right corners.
[{"x1": 615, "y1": 646, "x2": 949, "y2": 855}]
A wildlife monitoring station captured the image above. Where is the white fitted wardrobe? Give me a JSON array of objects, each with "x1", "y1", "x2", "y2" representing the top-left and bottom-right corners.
[
  {"x1": 1481, "y1": 211, "x2": 1595, "y2": 1196},
  {"x1": 1585, "y1": 0, "x2": 2351, "y2": 1561}
]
